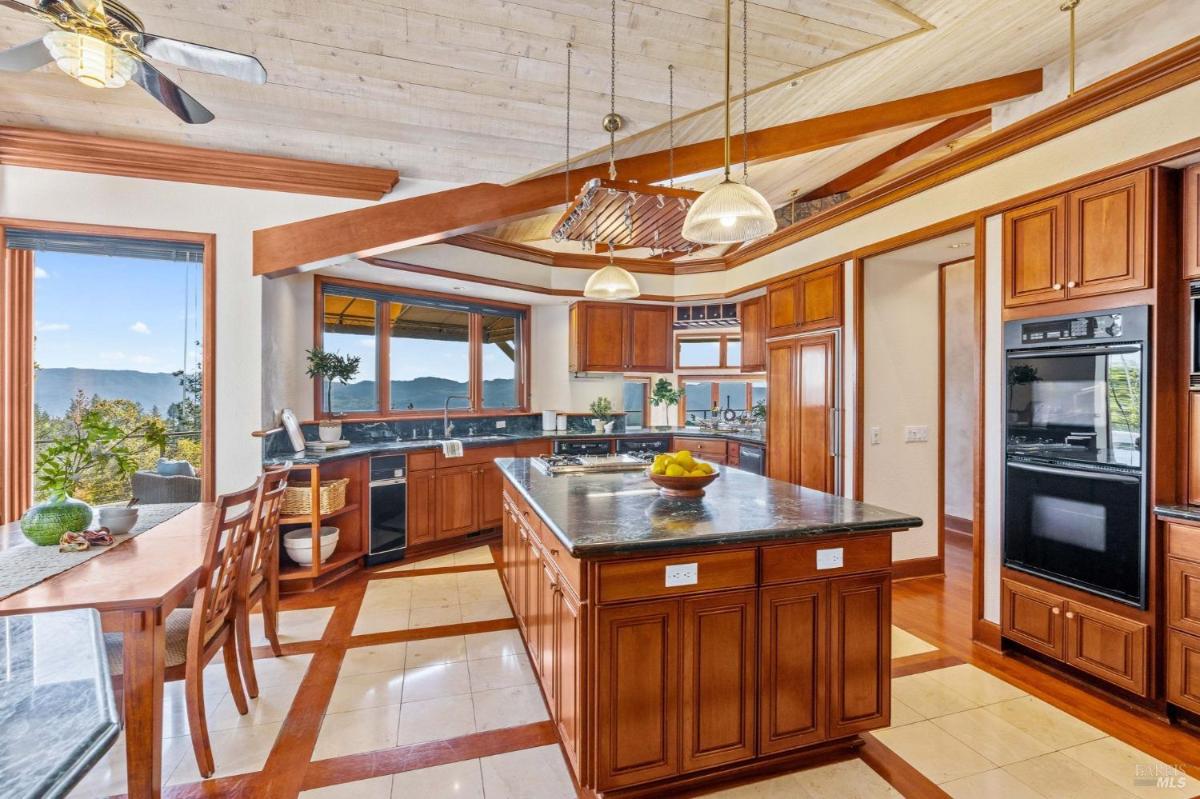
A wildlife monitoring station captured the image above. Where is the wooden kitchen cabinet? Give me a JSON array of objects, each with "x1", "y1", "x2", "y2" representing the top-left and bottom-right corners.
[
  {"x1": 570, "y1": 301, "x2": 674, "y2": 373},
  {"x1": 1003, "y1": 169, "x2": 1151, "y2": 308},
  {"x1": 766, "y1": 264, "x2": 844, "y2": 337},
  {"x1": 406, "y1": 470, "x2": 437, "y2": 547},
  {"x1": 766, "y1": 340, "x2": 796, "y2": 483},
  {"x1": 596, "y1": 599, "x2": 682, "y2": 790},
  {"x1": 1001, "y1": 578, "x2": 1065, "y2": 660},
  {"x1": 738, "y1": 295, "x2": 767, "y2": 373},
  {"x1": 479, "y1": 461, "x2": 505, "y2": 529},
  {"x1": 436, "y1": 463, "x2": 479, "y2": 538},
  {"x1": 829, "y1": 572, "x2": 890, "y2": 737},
  {"x1": 681, "y1": 590, "x2": 757, "y2": 772},
  {"x1": 1168, "y1": 629, "x2": 1200, "y2": 714},
  {"x1": 554, "y1": 583, "x2": 582, "y2": 774},
  {"x1": 759, "y1": 581, "x2": 826, "y2": 754},
  {"x1": 670, "y1": 436, "x2": 728, "y2": 464},
  {"x1": 1168, "y1": 557, "x2": 1200, "y2": 637},
  {"x1": 1064, "y1": 600, "x2": 1148, "y2": 696},
  {"x1": 766, "y1": 333, "x2": 837, "y2": 490}
]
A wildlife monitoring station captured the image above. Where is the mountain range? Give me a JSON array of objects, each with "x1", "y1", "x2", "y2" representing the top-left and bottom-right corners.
[{"x1": 34, "y1": 368, "x2": 186, "y2": 417}]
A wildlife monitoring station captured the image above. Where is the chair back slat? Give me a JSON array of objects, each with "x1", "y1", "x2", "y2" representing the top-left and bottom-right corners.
[
  {"x1": 193, "y1": 483, "x2": 260, "y2": 644},
  {"x1": 247, "y1": 467, "x2": 289, "y2": 589}
]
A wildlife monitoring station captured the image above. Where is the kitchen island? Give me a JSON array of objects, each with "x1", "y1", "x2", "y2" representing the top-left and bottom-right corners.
[{"x1": 496, "y1": 458, "x2": 921, "y2": 798}]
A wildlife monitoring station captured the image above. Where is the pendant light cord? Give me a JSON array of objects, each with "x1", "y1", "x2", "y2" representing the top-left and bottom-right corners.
[
  {"x1": 722, "y1": 0, "x2": 731, "y2": 182},
  {"x1": 742, "y1": 0, "x2": 749, "y2": 183},
  {"x1": 668, "y1": 64, "x2": 675, "y2": 189},
  {"x1": 565, "y1": 43, "x2": 572, "y2": 203},
  {"x1": 609, "y1": 0, "x2": 618, "y2": 181}
]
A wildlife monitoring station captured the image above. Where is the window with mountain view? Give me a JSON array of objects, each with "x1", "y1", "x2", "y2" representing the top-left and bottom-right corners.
[
  {"x1": 317, "y1": 280, "x2": 527, "y2": 417},
  {"x1": 18, "y1": 230, "x2": 207, "y2": 506}
]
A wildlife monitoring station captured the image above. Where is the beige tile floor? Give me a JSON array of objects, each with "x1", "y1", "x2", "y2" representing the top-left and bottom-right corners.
[{"x1": 352, "y1": 569, "x2": 512, "y2": 636}]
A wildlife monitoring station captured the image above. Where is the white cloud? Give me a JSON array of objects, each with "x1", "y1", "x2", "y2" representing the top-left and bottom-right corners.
[
  {"x1": 35, "y1": 321, "x2": 69, "y2": 332},
  {"x1": 33, "y1": 266, "x2": 49, "y2": 279},
  {"x1": 129, "y1": 321, "x2": 151, "y2": 335}
]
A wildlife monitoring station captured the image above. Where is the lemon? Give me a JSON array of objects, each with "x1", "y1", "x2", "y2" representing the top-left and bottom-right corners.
[
  {"x1": 651, "y1": 463, "x2": 667, "y2": 475},
  {"x1": 696, "y1": 462, "x2": 714, "y2": 475},
  {"x1": 687, "y1": 469, "x2": 706, "y2": 477},
  {"x1": 665, "y1": 464, "x2": 686, "y2": 477}
]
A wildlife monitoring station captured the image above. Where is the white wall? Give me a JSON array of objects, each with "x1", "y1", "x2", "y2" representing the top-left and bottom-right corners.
[
  {"x1": 943, "y1": 261, "x2": 976, "y2": 521},
  {"x1": 0, "y1": 166, "x2": 445, "y2": 494},
  {"x1": 863, "y1": 254, "x2": 941, "y2": 562}
]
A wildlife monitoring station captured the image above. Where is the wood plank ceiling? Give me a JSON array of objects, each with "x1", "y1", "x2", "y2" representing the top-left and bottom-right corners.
[{"x1": 0, "y1": 0, "x2": 1168, "y2": 260}]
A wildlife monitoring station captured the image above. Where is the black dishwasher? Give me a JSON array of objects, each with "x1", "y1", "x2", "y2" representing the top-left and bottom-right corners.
[{"x1": 367, "y1": 454, "x2": 407, "y2": 566}]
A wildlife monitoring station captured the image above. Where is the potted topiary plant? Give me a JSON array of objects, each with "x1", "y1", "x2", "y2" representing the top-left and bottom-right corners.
[
  {"x1": 650, "y1": 378, "x2": 682, "y2": 427},
  {"x1": 23, "y1": 407, "x2": 167, "y2": 545},
  {"x1": 589, "y1": 396, "x2": 614, "y2": 434},
  {"x1": 306, "y1": 348, "x2": 361, "y2": 442}
]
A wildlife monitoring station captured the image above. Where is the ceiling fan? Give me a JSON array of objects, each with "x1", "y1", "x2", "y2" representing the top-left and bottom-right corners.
[{"x1": 0, "y1": 0, "x2": 267, "y2": 123}]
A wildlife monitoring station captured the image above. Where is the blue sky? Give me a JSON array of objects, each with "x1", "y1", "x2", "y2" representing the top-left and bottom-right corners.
[{"x1": 32, "y1": 251, "x2": 201, "y2": 374}]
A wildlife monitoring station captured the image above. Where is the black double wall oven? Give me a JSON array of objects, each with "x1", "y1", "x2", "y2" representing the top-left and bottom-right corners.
[{"x1": 1003, "y1": 306, "x2": 1149, "y2": 608}]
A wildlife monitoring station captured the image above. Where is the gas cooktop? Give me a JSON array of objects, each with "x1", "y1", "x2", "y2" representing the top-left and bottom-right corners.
[{"x1": 532, "y1": 454, "x2": 650, "y2": 475}]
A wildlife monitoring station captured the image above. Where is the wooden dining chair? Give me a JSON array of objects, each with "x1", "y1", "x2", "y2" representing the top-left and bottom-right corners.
[
  {"x1": 234, "y1": 466, "x2": 289, "y2": 699},
  {"x1": 105, "y1": 483, "x2": 259, "y2": 778}
]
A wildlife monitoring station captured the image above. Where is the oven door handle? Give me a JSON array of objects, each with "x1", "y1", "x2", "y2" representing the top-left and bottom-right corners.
[
  {"x1": 1007, "y1": 344, "x2": 1141, "y2": 359},
  {"x1": 370, "y1": 477, "x2": 408, "y2": 488},
  {"x1": 1006, "y1": 461, "x2": 1141, "y2": 484}
]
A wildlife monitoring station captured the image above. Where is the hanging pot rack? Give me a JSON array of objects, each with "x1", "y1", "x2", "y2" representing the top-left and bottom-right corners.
[{"x1": 550, "y1": 178, "x2": 705, "y2": 256}]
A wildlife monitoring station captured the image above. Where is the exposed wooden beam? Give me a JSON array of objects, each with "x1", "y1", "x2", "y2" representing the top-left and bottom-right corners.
[
  {"x1": 253, "y1": 70, "x2": 1042, "y2": 276},
  {"x1": 0, "y1": 126, "x2": 400, "y2": 201},
  {"x1": 798, "y1": 110, "x2": 992, "y2": 202}
]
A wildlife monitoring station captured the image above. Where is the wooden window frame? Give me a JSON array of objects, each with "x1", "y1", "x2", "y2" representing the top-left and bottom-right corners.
[
  {"x1": 622, "y1": 377, "x2": 651, "y2": 430},
  {"x1": 0, "y1": 218, "x2": 216, "y2": 508},
  {"x1": 314, "y1": 275, "x2": 531, "y2": 421},
  {"x1": 675, "y1": 333, "x2": 742, "y2": 370},
  {"x1": 676, "y1": 374, "x2": 766, "y2": 426}
]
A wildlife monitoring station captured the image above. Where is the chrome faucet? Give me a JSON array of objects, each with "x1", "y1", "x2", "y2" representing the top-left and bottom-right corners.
[{"x1": 443, "y1": 394, "x2": 470, "y2": 438}]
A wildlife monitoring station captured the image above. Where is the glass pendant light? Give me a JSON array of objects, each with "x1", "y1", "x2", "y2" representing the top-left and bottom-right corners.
[
  {"x1": 584, "y1": 250, "x2": 641, "y2": 300},
  {"x1": 682, "y1": 0, "x2": 777, "y2": 245},
  {"x1": 43, "y1": 31, "x2": 135, "y2": 89}
]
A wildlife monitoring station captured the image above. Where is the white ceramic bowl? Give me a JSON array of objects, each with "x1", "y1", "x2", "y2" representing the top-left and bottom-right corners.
[
  {"x1": 283, "y1": 526, "x2": 339, "y2": 566},
  {"x1": 97, "y1": 506, "x2": 139, "y2": 535}
]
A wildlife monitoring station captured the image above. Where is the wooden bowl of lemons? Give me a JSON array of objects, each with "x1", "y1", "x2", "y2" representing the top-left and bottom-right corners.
[{"x1": 647, "y1": 450, "x2": 720, "y2": 497}]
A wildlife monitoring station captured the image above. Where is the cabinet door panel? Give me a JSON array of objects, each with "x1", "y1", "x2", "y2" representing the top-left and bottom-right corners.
[
  {"x1": 525, "y1": 539, "x2": 545, "y2": 674},
  {"x1": 767, "y1": 279, "x2": 800, "y2": 337},
  {"x1": 626, "y1": 305, "x2": 674, "y2": 372},
  {"x1": 539, "y1": 561, "x2": 558, "y2": 708},
  {"x1": 829, "y1": 573, "x2": 890, "y2": 737},
  {"x1": 406, "y1": 471, "x2": 437, "y2": 547},
  {"x1": 1168, "y1": 558, "x2": 1200, "y2": 638},
  {"x1": 479, "y1": 462, "x2": 504, "y2": 530},
  {"x1": 797, "y1": 333, "x2": 836, "y2": 493},
  {"x1": 766, "y1": 340, "x2": 796, "y2": 483},
  {"x1": 799, "y1": 264, "x2": 843, "y2": 331},
  {"x1": 1168, "y1": 630, "x2": 1200, "y2": 714},
  {"x1": 435, "y1": 465, "x2": 478, "y2": 539},
  {"x1": 580, "y1": 304, "x2": 627, "y2": 371},
  {"x1": 738, "y1": 295, "x2": 767, "y2": 373},
  {"x1": 555, "y1": 586, "x2": 582, "y2": 775},
  {"x1": 759, "y1": 582, "x2": 826, "y2": 754},
  {"x1": 595, "y1": 600, "x2": 680, "y2": 790},
  {"x1": 1003, "y1": 195, "x2": 1067, "y2": 307},
  {"x1": 1184, "y1": 165, "x2": 1200, "y2": 278},
  {"x1": 1001, "y1": 579, "x2": 1064, "y2": 659},
  {"x1": 513, "y1": 522, "x2": 529, "y2": 629},
  {"x1": 1067, "y1": 171, "x2": 1149, "y2": 298},
  {"x1": 1064, "y1": 601, "x2": 1149, "y2": 696},
  {"x1": 681, "y1": 590, "x2": 756, "y2": 771}
]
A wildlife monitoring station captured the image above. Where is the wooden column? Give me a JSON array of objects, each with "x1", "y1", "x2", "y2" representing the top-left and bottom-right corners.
[{"x1": 0, "y1": 243, "x2": 34, "y2": 523}]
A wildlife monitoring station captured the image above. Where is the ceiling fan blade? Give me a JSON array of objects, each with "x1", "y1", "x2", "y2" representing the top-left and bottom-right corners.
[
  {"x1": 0, "y1": 0, "x2": 42, "y2": 17},
  {"x1": 139, "y1": 33, "x2": 266, "y2": 84},
  {"x1": 0, "y1": 37, "x2": 51, "y2": 71},
  {"x1": 130, "y1": 58, "x2": 214, "y2": 124}
]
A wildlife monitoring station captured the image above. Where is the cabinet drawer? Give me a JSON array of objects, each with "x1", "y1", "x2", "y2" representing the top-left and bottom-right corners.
[
  {"x1": 408, "y1": 451, "x2": 436, "y2": 471},
  {"x1": 761, "y1": 534, "x2": 890, "y2": 584},
  {"x1": 671, "y1": 437, "x2": 727, "y2": 459},
  {"x1": 1064, "y1": 600, "x2": 1149, "y2": 697},
  {"x1": 1167, "y1": 521, "x2": 1200, "y2": 564},
  {"x1": 597, "y1": 550, "x2": 756, "y2": 604},
  {"x1": 1168, "y1": 629, "x2": 1200, "y2": 715},
  {"x1": 536, "y1": 518, "x2": 582, "y2": 597},
  {"x1": 514, "y1": 439, "x2": 552, "y2": 458},
  {"x1": 1001, "y1": 579, "x2": 1065, "y2": 660},
  {"x1": 1168, "y1": 557, "x2": 1200, "y2": 638},
  {"x1": 436, "y1": 444, "x2": 514, "y2": 468}
]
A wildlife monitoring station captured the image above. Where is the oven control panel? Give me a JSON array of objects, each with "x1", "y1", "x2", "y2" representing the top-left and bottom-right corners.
[{"x1": 1020, "y1": 313, "x2": 1123, "y2": 344}]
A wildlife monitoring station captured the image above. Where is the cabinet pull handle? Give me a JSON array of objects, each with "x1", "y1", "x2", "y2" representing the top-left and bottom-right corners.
[
  {"x1": 1051, "y1": 606, "x2": 1061, "y2": 615},
  {"x1": 1053, "y1": 283, "x2": 1063, "y2": 290},
  {"x1": 1067, "y1": 281, "x2": 1077, "y2": 289},
  {"x1": 1065, "y1": 611, "x2": 1075, "y2": 619}
]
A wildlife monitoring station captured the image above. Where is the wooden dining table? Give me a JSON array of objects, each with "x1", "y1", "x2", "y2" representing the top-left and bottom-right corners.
[{"x1": 0, "y1": 503, "x2": 215, "y2": 799}]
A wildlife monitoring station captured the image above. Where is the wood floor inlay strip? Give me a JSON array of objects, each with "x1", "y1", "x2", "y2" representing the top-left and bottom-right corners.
[
  {"x1": 347, "y1": 617, "x2": 518, "y2": 649},
  {"x1": 369, "y1": 562, "x2": 498, "y2": 579},
  {"x1": 300, "y1": 721, "x2": 559, "y2": 791},
  {"x1": 859, "y1": 733, "x2": 952, "y2": 798},
  {"x1": 891, "y1": 652, "x2": 964, "y2": 678}
]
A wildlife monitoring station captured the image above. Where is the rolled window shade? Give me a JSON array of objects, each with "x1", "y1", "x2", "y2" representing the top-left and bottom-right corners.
[{"x1": 3, "y1": 229, "x2": 204, "y2": 263}]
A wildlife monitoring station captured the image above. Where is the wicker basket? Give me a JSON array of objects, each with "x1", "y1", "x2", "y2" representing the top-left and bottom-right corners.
[{"x1": 281, "y1": 478, "x2": 349, "y2": 517}]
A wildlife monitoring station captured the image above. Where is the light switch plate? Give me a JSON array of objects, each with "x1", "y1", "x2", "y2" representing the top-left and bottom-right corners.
[
  {"x1": 904, "y1": 425, "x2": 929, "y2": 443},
  {"x1": 870, "y1": 426, "x2": 881, "y2": 445},
  {"x1": 495, "y1": 420, "x2": 507, "y2": 429},
  {"x1": 665, "y1": 563, "x2": 698, "y2": 587},
  {"x1": 816, "y1": 548, "x2": 844, "y2": 570}
]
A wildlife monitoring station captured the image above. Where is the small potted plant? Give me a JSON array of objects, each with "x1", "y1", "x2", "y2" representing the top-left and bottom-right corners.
[
  {"x1": 306, "y1": 348, "x2": 361, "y2": 442},
  {"x1": 23, "y1": 407, "x2": 167, "y2": 545},
  {"x1": 650, "y1": 378, "x2": 682, "y2": 427},
  {"x1": 589, "y1": 396, "x2": 614, "y2": 434},
  {"x1": 751, "y1": 399, "x2": 767, "y2": 428}
]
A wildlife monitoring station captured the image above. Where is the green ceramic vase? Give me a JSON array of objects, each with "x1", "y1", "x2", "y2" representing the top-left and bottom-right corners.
[{"x1": 20, "y1": 498, "x2": 93, "y2": 546}]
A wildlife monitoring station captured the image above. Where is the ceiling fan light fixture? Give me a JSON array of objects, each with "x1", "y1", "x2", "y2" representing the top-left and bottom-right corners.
[
  {"x1": 682, "y1": 179, "x2": 776, "y2": 244},
  {"x1": 583, "y1": 263, "x2": 641, "y2": 300},
  {"x1": 43, "y1": 30, "x2": 135, "y2": 89}
]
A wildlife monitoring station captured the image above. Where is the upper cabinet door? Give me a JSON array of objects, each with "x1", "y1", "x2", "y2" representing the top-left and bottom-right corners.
[
  {"x1": 738, "y1": 295, "x2": 767, "y2": 373},
  {"x1": 1003, "y1": 195, "x2": 1068, "y2": 308},
  {"x1": 799, "y1": 264, "x2": 843, "y2": 332},
  {"x1": 626, "y1": 305, "x2": 674, "y2": 372},
  {"x1": 1184, "y1": 165, "x2": 1200, "y2": 279},
  {"x1": 578, "y1": 303, "x2": 627, "y2": 372},
  {"x1": 1066, "y1": 170, "x2": 1149, "y2": 298},
  {"x1": 766, "y1": 278, "x2": 801, "y2": 337}
]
